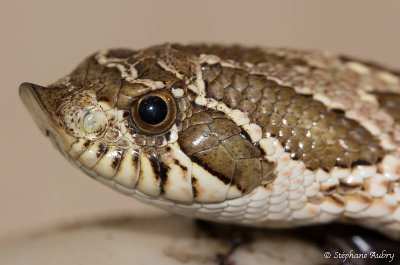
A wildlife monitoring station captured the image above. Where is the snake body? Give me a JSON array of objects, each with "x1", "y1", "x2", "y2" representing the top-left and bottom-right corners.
[{"x1": 20, "y1": 44, "x2": 400, "y2": 238}]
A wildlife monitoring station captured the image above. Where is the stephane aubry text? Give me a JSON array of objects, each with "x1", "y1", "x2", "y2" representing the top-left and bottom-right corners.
[{"x1": 330, "y1": 250, "x2": 395, "y2": 263}]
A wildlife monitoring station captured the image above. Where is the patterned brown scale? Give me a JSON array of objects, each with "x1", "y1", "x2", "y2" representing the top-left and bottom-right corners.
[
  {"x1": 201, "y1": 62, "x2": 385, "y2": 171},
  {"x1": 20, "y1": 44, "x2": 400, "y2": 238},
  {"x1": 178, "y1": 109, "x2": 267, "y2": 193}
]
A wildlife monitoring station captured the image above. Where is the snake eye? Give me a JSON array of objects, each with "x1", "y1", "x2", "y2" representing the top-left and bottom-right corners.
[
  {"x1": 130, "y1": 90, "x2": 177, "y2": 135},
  {"x1": 138, "y1": 96, "x2": 168, "y2": 125}
]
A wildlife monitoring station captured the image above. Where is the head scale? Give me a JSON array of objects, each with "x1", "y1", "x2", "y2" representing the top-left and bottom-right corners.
[{"x1": 20, "y1": 44, "x2": 268, "y2": 206}]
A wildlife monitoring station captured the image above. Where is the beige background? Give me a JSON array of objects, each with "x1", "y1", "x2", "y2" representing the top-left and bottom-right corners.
[{"x1": 0, "y1": 0, "x2": 399, "y2": 239}]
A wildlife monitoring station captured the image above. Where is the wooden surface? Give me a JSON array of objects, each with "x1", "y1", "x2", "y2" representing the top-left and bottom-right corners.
[{"x1": 0, "y1": 212, "x2": 324, "y2": 265}]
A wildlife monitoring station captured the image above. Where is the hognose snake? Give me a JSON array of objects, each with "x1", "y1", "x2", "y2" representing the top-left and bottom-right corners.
[{"x1": 19, "y1": 44, "x2": 400, "y2": 239}]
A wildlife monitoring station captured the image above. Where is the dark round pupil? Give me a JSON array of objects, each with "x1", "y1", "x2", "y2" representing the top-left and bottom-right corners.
[{"x1": 138, "y1": 96, "x2": 168, "y2": 125}]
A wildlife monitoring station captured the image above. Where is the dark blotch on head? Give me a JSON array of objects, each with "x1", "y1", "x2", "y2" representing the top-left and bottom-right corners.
[
  {"x1": 97, "y1": 142, "x2": 108, "y2": 158},
  {"x1": 165, "y1": 131, "x2": 172, "y2": 142},
  {"x1": 111, "y1": 150, "x2": 123, "y2": 169},
  {"x1": 331, "y1": 108, "x2": 345, "y2": 115},
  {"x1": 191, "y1": 156, "x2": 232, "y2": 185},
  {"x1": 191, "y1": 177, "x2": 198, "y2": 198},
  {"x1": 351, "y1": 160, "x2": 372, "y2": 166},
  {"x1": 240, "y1": 129, "x2": 251, "y2": 141},
  {"x1": 158, "y1": 161, "x2": 170, "y2": 195},
  {"x1": 148, "y1": 152, "x2": 160, "y2": 178},
  {"x1": 174, "y1": 159, "x2": 188, "y2": 172},
  {"x1": 107, "y1": 49, "x2": 137, "y2": 59},
  {"x1": 122, "y1": 111, "x2": 130, "y2": 119}
]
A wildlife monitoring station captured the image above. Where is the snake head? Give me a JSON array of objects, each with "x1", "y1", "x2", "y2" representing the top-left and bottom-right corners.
[
  {"x1": 20, "y1": 44, "x2": 400, "y2": 236},
  {"x1": 20, "y1": 44, "x2": 269, "y2": 209}
]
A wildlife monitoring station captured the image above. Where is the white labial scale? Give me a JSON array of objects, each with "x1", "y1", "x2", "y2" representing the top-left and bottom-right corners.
[
  {"x1": 79, "y1": 142, "x2": 105, "y2": 168},
  {"x1": 135, "y1": 153, "x2": 161, "y2": 197},
  {"x1": 226, "y1": 185, "x2": 243, "y2": 200},
  {"x1": 92, "y1": 145, "x2": 121, "y2": 178},
  {"x1": 160, "y1": 145, "x2": 194, "y2": 202},
  {"x1": 69, "y1": 138, "x2": 89, "y2": 159},
  {"x1": 191, "y1": 163, "x2": 230, "y2": 203},
  {"x1": 113, "y1": 147, "x2": 141, "y2": 189},
  {"x1": 56, "y1": 129, "x2": 77, "y2": 152}
]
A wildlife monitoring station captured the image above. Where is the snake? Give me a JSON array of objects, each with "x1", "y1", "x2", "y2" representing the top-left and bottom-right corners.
[{"x1": 19, "y1": 44, "x2": 400, "y2": 239}]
